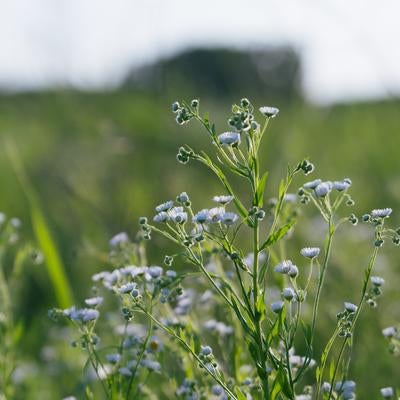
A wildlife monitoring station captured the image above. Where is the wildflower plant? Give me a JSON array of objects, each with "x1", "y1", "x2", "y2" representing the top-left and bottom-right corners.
[
  {"x1": 50, "y1": 99, "x2": 399, "y2": 399},
  {"x1": 0, "y1": 213, "x2": 43, "y2": 398}
]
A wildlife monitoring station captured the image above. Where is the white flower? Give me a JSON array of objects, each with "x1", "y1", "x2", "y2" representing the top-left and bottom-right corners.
[
  {"x1": 85, "y1": 296, "x2": 103, "y2": 307},
  {"x1": 212, "y1": 195, "x2": 234, "y2": 205},
  {"x1": 371, "y1": 276, "x2": 385, "y2": 286},
  {"x1": 380, "y1": 387, "x2": 394, "y2": 398},
  {"x1": 218, "y1": 131, "x2": 241, "y2": 146},
  {"x1": 221, "y1": 212, "x2": 239, "y2": 226},
  {"x1": 274, "y1": 260, "x2": 293, "y2": 274},
  {"x1": 283, "y1": 193, "x2": 297, "y2": 203},
  {"x1": 371, "y1": 208, "x2": 392, "y2": 218},
  {"x1": 259, "y1": 106, "x2": 279, "y2": 118},
  {"x1": 344, "y1": 302, "x2": 358, "y2": 313},
  {"x1": 271, "y1": 301, "x2": 284, "y2": 313},
  {"x1": 315, "y1": 182, "x2": 332, "y2": 197},
  {"x1": 109, "y1": 232, "x2": 129, "y2": 247},
  {"x1": 300, "y1": 247, "x2": 320, "y2": 259},
  {"x1": 321, "y1": 382, "x2": 331, "y2": 393},
  {"x1": 382, "y1": 326, "x2": 397, "y2": 338}
]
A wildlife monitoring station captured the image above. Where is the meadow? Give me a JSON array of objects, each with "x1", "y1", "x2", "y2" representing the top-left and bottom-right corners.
[{"x1": 0, "y1": 90, "x2": 399, "y2": 399}]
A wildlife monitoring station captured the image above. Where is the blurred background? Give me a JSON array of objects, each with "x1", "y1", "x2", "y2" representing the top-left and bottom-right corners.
[{"x1": 0, "y1": 0, "x2": 399, "y2": 397}]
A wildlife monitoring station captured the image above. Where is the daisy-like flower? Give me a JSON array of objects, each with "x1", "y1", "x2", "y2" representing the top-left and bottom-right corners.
[
  {"x1": 109, "y1": 232, "x2": 129, "y2": 247},
  {"x1": 371, "y1": 208, "x2": 392, "y2": 218},
  {"x1": 274, "y1": 260, "x2": 294, "y2": 274},
  {"x1": 169, "y1": 207, "x2": 187, "y2": 224},
  {"x1": 155, "y1": 200, "x2": 174, "y2": 213},
  {"x1": 380, "y1": 387, "x2": 394, "y2": 398},
  {"x1": 333, "y1": 180, "x2": 351, "y2": 191},
  {"x1": 282, "y1": 287, "x2": 295, "y2": 301},
  {"x1": 218, "y1": 131, "x2": 241, "y2": 146},
  {"x1": 315, "y1": 182, "x2": 332, "y2": 198},
  {"x1": 371, "y1": 276, "x2": 385, "y2": 287},
  {"x1": 207, "y1": 207, "x2": 225, "y2": 223},
  {"x1": 200, "y1": 345, "x2": 213, "y2": 356},
  {"x1": 177, "y1": 192, "x2": 189, "y2": 203},
  {"x1": 148, "y1": 266, "x2": 163, "y2": 279},
  {"x1": 221, "y1": 212, "x2": 239, "y2": 226},
  {"x1": 382, "y1": 326, "x2": 397, "y2": 338},
  {"x1": 303, "y1": 179, "x2": 322, "y2": 189},
  {"x1": 300, "y1": 247, "x2": 320, "y2": 259},
  {"x1": 259, "y1": 106, "x2": 279, "y2": 118},
  {"x1": 288, "y1": 264, "x2": 299, "y2": 278},
  {"x1": 344, "y1": 302, "x2": 358, "y2": 313},
  {"x1": 212, "y1": 195, "x2": 234, "y2": 205},
  {"x1": 119, "y1": 367, "x2": 132, "y2": 377},
  {"x1": 70, "y1": 308, "x2": 99, "y2": 322},
  {"x1": 85, "y1": 296, "x2": 103, "y2": 307},
  {"x1": 119, "y1": 282, "x2": 136, "y2": 294},
  {"x1": 106, "y1": 353, "x2": 121, "y2": 364},
  {"x1": 153, "y1": 212, "x2": 169, "y2": 223},
  {"x1": 193, "y1": 209, "x2": 209, "y2": 224},
  {"x1": 271, "y1": 301, "x2": 284, "y2": 313}
]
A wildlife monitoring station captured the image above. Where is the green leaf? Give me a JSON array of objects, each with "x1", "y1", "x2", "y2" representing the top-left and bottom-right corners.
[
  {"x1": 6, "y1": 140, "x2": 74, "y2": 308},
  {"x1": 255, "y1": 171, "x2": 269, "y2": 207},
  {"x1": 260, "y1": 220, "x2": 296, "y2": 251},
  {"x1": 235, "y1": 387, "x2": 247, "y2": 400}
]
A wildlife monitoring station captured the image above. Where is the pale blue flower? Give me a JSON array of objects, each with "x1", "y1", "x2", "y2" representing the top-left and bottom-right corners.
[
  {"x1": 382, "y1": 326, "x2": 397, "y2": 338},
  {"x1": 169, "y1": 207, "x2": 188, "y2": 224},
  {"x1": 221, "y1": 212, "x2": 239, "y2": 226},
  {"x1": 119, "y1": 367, "x2": 132, "y2": 377},
  {"x1": 106, "y1": 353, "x2": 121, "y2": 364},
  {"x1": 149, "y1": 266, "x2": 163, "y2": 279},
  {"x1": 333, "y1": 180, "x2": 351, "y2": 191},
  {"x1": 282, "y1": 287, "x2": 295, "y2": 301},
  {"x1": 109, "y1": 232, "x2": 129, "y2": 247},
  {"x1": 274, "y1": 260, "x2": 293, "y2": 274},
  {"x1": 141, "y1": 359, "x2": 161, "y2": 372},
  {"x1": 119, "y1": 282, "x2": 136, "y2": 294},
  {"x1": 207, "y1": 207, "x2": 225, "y2": 223},
  {"x1": 155, "y1": 200, "x2": 174, "y2": 212},
  {"x1": 69, "y1": 308, "x2": 99, "y2": 322},
  {"x1": 303, "y1": 179, "x2": 322, "y2": 189},
  {"x1": 177, "y1": 192, "x2": 189, "y2": 203},
  {"x1": 85, "y1": 296, "x2": 103, "y2": 307},
  {"x1": 200, "y1": 345, "x2": 213, "y2": 356},
  {"x1": 344, "y1": 302, "x2": 358, "y2": 313},
  {"x1": 259, "y1": 106, "x2": 279, "y2": 118},
  {"x1": 271, "y1": 301, "x2": 284, "y2": 313},
  {"x1": 288, "y1": 264, "x2": 299, "y2": 278},
  {"x1": 213, "y1": 195, "x2": 234, "y2": 205},
  {"x1": 153, "y1": 211, "x2": 169, "y2": 223},
  {"x1": 380, "y1": 387, "x2": 394, "y2": 398},
  {"x1": 371, "y1": 276, "x2": 385, "y2": 286},
  {"x1": 371, "y1": 208, "x2": 392, "y2": 218},
  {"x1": 300, "y1": 247, "x2": 320, "y2": 259},
  {"x1": 193, "y1": 209, "x2": 209, "y2": 224},
  {"x1": 218, "y1": 131, "x2": 241, "y2": 146},
  {"x1": 315, "y1": 182, "x2": 332, "y2": 197}
]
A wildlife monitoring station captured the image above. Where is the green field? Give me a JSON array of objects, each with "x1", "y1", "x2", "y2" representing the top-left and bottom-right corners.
[{"x1": 0, "y1": 90, "x2": 399, "y2": 398}]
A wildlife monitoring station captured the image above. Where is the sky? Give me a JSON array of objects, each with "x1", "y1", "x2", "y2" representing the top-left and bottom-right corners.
[{"x1": 0, "y1": 0, "x2": 399, "y2": 104}]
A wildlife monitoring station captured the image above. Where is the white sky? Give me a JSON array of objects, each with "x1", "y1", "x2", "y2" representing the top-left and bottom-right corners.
[{"x1": 0, "y1": 0, "x2": 399, "y2": 103}]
